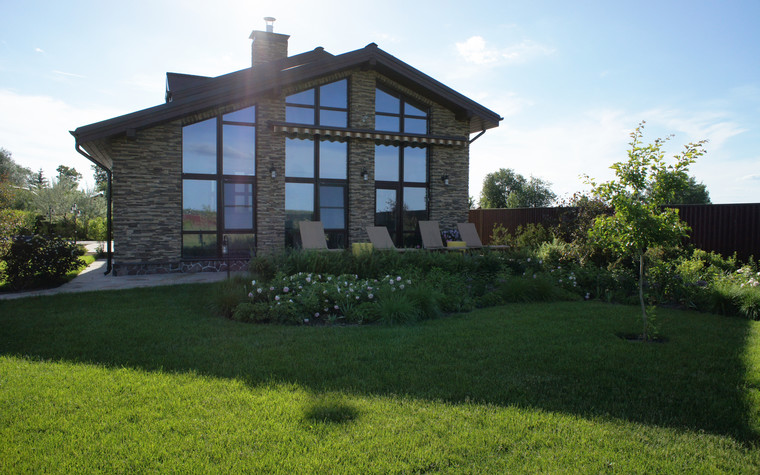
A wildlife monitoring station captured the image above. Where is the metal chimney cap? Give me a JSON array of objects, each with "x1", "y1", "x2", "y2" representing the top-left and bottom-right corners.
[{"x1": 264, "y1": 17, "x2": 276, "y2": 32}]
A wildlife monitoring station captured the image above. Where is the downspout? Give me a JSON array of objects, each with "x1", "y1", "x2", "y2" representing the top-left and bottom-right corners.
[
  {"x1": 469, "y1": 129, "x2": 487, "y2": 144},
  {"x1": 74, "y1": 141, "x2": 113, "y2": 275}
]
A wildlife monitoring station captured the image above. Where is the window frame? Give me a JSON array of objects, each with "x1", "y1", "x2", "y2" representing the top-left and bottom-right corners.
[
  {"x1": 284, "y1": 136, "x2": 349, "y2": 249},
  {"x1": 181, "y1": 106, "x2": 258, "y2": 259},
  {"x1": 374, "y1": 85, "x2": 429, "y2": 134},
  {"x1": 374, "y1": 144, "x2": 429, "y2": 247},
  {"x1": 285, "y1": 79, "x2": 349, "y2": 128}
]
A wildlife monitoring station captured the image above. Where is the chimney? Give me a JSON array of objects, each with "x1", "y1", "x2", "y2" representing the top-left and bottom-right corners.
[{"x1": 249, "y1": 17, "x2": 290, "y2": 67}]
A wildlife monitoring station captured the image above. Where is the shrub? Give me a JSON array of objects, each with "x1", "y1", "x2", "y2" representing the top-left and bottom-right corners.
[
  {"x1": 376, "y1": 292, "x2": 418, "y2": 324},
  {"x1": 210, "y1": 276, "x2": 250, "y2": 318},
  {"x1": 4, "y1": 235, "x2": 85, "y2": 290}
]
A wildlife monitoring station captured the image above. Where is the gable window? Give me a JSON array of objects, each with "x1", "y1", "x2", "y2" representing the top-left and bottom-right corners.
[
  {"x1": 375, "y1": 87, "x2": 428, "y2": 134},
  {"x1": 286, "y1": 79, "x2": 348, "y2": 127},
  {"x1": 182, "y1": 106, "x2": 256, "y2": 258},
  {"x1": 284, "y1": 137, "x2": 348, "y2": 249}
]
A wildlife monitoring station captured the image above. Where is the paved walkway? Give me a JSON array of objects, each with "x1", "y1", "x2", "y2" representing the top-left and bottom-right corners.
[{"x1": 0, "y1": 242, "x2": 241, "y2": 300}]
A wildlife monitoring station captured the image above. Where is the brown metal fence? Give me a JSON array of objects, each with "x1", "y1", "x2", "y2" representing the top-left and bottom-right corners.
[{"x1": 469, "y1": 203, "x2": 760, "y2": 261}]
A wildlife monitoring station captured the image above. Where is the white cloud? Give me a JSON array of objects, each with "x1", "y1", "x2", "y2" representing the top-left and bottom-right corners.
[
  {"x1": 0, "y1": 89, "x2": 122, "y2": 189},
  {"x1": 34, "y1": 47, "x2": 44, "y2": 54},
  {"x1": 455, "y1": 36, "x2": 554, "y2": 66},
  {"x1": 53, "y1": 70, "x2": 86, "y2": 79}
]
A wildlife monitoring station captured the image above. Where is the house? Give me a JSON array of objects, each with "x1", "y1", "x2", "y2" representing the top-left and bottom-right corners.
[{"x1": 72, "y1": 19, "x2": 501, "y2": 275}]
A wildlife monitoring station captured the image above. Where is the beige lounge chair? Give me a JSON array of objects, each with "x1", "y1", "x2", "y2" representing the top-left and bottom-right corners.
[
  {"x1": 366, "y1": 226, "x2": 397, "y2": 250},
  {"x1": 366, "y1": 226, "x2": 418, "y2": 252},
  {"x1": 419, "y1": 220, "x2": 456, "y2": 251},
  {"x1": 457, "y1": 222, "x2": 509, "y2": 250},
  {"x1": 299, "y1": 221, "x2": 341, "y2": 251}
]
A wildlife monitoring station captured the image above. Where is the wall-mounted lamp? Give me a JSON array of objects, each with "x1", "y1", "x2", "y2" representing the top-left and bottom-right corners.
[
  {"x1": 361, "y1": 168, "x2": 369, "y2": 181},
  {"x1": 441, "y1": 174, "x2": 449, "y2": 186},
  {"x1": 270, "y1": 167, "x2": 277, "y2": 179}
]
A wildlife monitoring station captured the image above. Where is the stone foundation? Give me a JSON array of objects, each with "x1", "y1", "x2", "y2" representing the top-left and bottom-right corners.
[{"x1": 113, "y1": 259, "x2": 250, "y2": 276}]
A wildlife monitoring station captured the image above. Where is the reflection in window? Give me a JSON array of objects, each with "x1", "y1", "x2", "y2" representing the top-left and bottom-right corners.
[
  {"x1": 182, "y1": 118, "x2": 217, "y2": 174},
  {"x1": 224, "y1": 183, "x2": 253, "y2": 230},
  {"x1": 223, "y1": 125, "x2": 255, "y2": 175},
  {"x1": 374, "y1": 145, "x2": 399, "y2": 181},
  {"x1": 182, "y1": 233, "x2": 217, "y2": 258},
  {"x1": 285, "y1": 138, "x2": 315, "y2": 178},
  {"x1": 285, "y1": 183, "x2": 314, "y2": 248},
  {"x1": 182, "y1": 180, "x2": 217, "y2": 231},
  {"x1": 375, "y1": 86, "x2": 428, "y2": 134},
  {"x1": 403, "y1": 147, "x2": 427, "y2": 183},
  {"x1": 286, "y1": 79, "x2": 348, "y2": 127},
  {"x1": 319, "y1": 141, "x2": 347, "y2": 179},
  {"x1": 320, "y1": 185, "x2": 345, "y2": 229}
]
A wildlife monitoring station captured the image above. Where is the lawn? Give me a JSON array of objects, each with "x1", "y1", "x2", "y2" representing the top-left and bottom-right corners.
[{"x1": 1, "y1": 283, "x2": 759, "y2": 472}]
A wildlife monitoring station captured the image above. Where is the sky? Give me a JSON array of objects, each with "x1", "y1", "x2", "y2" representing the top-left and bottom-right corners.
[{"x1": 1, "y1": 0, "x2": 759, "y2": 204}]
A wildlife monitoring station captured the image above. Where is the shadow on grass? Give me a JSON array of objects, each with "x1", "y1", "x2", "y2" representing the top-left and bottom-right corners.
[{"x1": 0, "y1": 283, "x2": 757, "y2": 445}]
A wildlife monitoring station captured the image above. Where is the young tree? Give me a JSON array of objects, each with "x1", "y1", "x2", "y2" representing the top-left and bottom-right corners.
[
  {"x1": 585, "y1": 122, "x2": 707, "y2": 340},
  {"x1": 56, "y1": 165, "x2": 82, "y2": 191},
  {"x1": 479, "y1": 168, "x2": 556, "y2": 208},
  {"x1": 0, "y1": 148, "x2": 32, "y2": 188},
  {"x1": 29, "y1": 168, "x2": 48, "y2": 190}
]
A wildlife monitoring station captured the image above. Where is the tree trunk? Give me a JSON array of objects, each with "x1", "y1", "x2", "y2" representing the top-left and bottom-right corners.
[{"x1": 638, "y1": 251, "x2": 648, "y2": 341}]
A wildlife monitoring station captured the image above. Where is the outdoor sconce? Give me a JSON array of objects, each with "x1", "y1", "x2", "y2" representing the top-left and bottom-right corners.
[
  {"x1": 361, "y1": 168, "x2": 369, "y2": 181},
  {"x1": 441, "y1": 174, "x2": 449, "y2": 186},
  {"x1": 270, "y1": 167, "x2": 277, "y2": 179}
]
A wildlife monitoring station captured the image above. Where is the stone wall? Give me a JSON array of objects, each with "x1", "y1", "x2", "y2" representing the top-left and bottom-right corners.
[{"x1": 110, "y1": 122, "x2": 182, "y2": 264}]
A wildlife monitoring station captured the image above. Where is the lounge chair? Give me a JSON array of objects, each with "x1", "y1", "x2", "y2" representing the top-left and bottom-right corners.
[
  {"x1": 457, "y1": 222, "x2": 509, "y2": 250},
  {"x1": 366, "y1": 226, "x2": 398, "y2": 250},
  {"x1": 299, "y1": 221, "x2": 341, "y2": 251},
  {"x1": 366, "y1": 226, "x2": 418, "y2": 252},
  {"x1": 419, "y1": 220, "x2": 457, "y2": 251}
]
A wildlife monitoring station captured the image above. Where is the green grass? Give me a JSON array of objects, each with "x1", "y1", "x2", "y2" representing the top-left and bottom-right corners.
[{"x1": 1, "y1": 284, "x2": 759, "y2": 472}]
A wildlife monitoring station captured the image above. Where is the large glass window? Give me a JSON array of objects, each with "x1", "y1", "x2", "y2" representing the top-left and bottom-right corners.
[
  {"x1": 182, "y1": 106, "x2": 256, "y2": 258},
  {"x1": 286, "y1": 79, "x2": 348, "y2": 128},
  {"x1": 375, "y1": 86, "x2": 428, "y2": 134},
  {"x1": 285, "y1": 137, "x2": 348, "y2": 249},
  {"x1": 374, "y1": 144, "x2": 428, "y2": 247}
]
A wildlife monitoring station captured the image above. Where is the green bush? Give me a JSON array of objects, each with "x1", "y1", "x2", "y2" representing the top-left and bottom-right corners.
[
  {"x1": 4, "y1": 235, "x2": 85, "y2": 290},
  {"x1": 376, "y1": 292, "x2": 418, "y2": 324}
]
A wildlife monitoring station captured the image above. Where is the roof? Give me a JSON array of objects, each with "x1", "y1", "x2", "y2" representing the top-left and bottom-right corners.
[{"x1": 72, "y1": 43, "x2": 502, "y2": 164}]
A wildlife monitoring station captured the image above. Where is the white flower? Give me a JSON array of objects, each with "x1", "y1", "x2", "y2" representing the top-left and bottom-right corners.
[
  {"x1": 396, "y1": 276, "x2": 402, "y2": 281},
  {"x1": 275, "y1": 295, "x2": 280, "y2": 301},
  {"x1": 356, "y1": 296, "x2": 360, "y2": 300},
  {"x1": 399, "y1": 284, "x2": 405, "y2": 289},
  {"x1": 269, "y1": 286, "x2": 275, "y2": 291},
  {"x1": 251, "y1": 280, "x2": 256, "y2": 286},
  {"x1": 527, "y1": 258, "x2": 531, "y2": 262},
  {"x1": 314, "y1": 312, "x2": 319, "y2": 317},
  {"x1": 304, "y1": 318, "x2": 310, "y2": 323},
  {"x1": 283, "y1": 286, "x2": 290, "y2": 293},
  {"x1": 368, "y1": 294, "x2": 374, "y2": 299},
  {"x1": 306, "y1": 277, "x2": 311, "y2": 283},
  {"x1": 248, "y1": 292, "x2": 253, "y2": 298},
  {"x1": 334, "y1": 305, "x2": 339, "y2": 310},
  {"x1": 257, "y1": 288, "x2": 263, "y2": 294}
]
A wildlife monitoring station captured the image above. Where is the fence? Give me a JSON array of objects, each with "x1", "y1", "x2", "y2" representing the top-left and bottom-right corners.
[{"x1": 469, "y1": 203, "x2": 760, "y2": 261}]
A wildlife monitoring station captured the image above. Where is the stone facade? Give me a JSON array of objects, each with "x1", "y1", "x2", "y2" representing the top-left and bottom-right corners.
[{"x1": 105, "y1": 58, "x2": 474, "y2": 274}]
